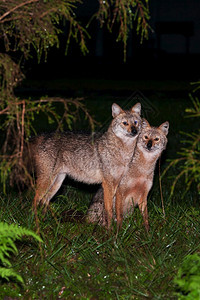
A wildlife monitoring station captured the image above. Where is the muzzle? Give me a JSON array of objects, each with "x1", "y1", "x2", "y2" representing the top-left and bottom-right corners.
[
  {"x1": 147, "y1": 140, "x2": 152, "y2": 150},
  {"x1": 131, "y1": 126, "x2": 137, "y2": 136}
]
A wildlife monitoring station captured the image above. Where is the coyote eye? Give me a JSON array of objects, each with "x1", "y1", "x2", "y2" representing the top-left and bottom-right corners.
[
  {"x1": 123, "y1": 121, "x2": 128, "y2": 126},
  {"x1": 154, "y1": 137, "x2": 159, "y2": 141},
  {"x1": 144, "y1": 135, "x2": 148, "y2": 139},
  {"x1": 134, "y1": 120, "x2": 138, "y2": 125}
]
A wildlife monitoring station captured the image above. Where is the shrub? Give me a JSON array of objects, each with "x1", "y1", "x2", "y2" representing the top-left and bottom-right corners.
[
  {"x1": 0, "y1": 221, "x2": 42, "y2": 283},
  {"x1": 163, "y1": 92, "x2": 200, "y2": 197},
  {"x1": 174, "y1": 253, "x2": 200, "y2": 299}
]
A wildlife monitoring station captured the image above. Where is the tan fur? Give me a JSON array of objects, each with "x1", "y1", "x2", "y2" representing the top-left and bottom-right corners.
[
  {"x1": 31, "y1": 103, "x2": 142, "y2": 228},
  {"x1": 87, "y1": 119, "x2": 169, "y2": 230}
]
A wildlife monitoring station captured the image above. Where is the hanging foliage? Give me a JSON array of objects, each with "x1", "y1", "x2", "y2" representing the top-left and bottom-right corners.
[{"x1": 0, "y1": 0, "x2": 150, "y2": 191}]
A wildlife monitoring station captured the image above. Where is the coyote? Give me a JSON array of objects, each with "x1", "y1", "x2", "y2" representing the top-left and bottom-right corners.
[
  {"x1": 32, "y1": 102, "x2": 142, "y2": 227},
  {"x1": 87, "y1": 119, "x2": 169, "y2": 230}
]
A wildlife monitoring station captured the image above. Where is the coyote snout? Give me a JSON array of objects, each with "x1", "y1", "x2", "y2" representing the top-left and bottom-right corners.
[
  {"x1": 130, "y1": 126, "x2": 138, "y2": 136},
  {"x1": 147, "y1": 140, "x2": 153, "y2": 150}
]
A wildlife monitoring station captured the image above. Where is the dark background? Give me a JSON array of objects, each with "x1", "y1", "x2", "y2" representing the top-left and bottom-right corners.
[{"x1": 24, "y1": 0, "x2": 200, "y2": 83}]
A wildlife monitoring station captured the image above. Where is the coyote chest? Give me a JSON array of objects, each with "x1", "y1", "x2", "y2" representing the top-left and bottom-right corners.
[{"x1": 125, "y1": 176, "x2": 152, "y2": 205}]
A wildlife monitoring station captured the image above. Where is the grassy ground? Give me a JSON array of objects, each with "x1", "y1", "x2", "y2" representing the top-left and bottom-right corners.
[
  {"x1": 1, "y1": 81, "x2": 200, "y2": 299},
  {"x1": 0, "y1": 188, "x2": 199, "y2": 299}
]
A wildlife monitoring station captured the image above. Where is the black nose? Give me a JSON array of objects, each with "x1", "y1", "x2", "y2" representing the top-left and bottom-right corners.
[
  {"x1": 131, "y1": 126, "x2": 137, "y2": 136},
  {"x1": 147, "y1": 140, "x2": 152, "y2": 149}
]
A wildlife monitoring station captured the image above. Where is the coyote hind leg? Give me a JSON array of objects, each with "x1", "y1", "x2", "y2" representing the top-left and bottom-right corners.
[{"x1": 34, "y1": 173, "x2": 66, "y2": 209}]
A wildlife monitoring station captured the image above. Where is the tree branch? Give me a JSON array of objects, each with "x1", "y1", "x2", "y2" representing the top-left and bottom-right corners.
[{"x1": 0, "y1": 0, "x2": 39, "y2": 22}]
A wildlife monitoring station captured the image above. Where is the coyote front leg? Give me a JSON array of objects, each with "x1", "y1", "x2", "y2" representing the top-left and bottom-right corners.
[
  {"x1": 138, "y1": 193, "x2": 149, "y2": 232},
  {"x1": 102, "y1": 179, "x2": 118, "y2": 229},
  {"x1": 115, "y1": 189, "x2": 124, "y2": 229}
]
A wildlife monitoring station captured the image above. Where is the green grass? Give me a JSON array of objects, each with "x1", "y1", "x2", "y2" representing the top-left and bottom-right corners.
[
  {"x1": 1, "y1": 84, "x2": 200, "y2": 298},
  {"x1": 0, "y1": 186, "x2": 199, "y2": 299}
]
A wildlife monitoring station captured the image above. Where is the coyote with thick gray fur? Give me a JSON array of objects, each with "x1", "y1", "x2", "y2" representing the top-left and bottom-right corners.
[{"x1": 32, "y1": 103, "x2": 142, "y2": 227}]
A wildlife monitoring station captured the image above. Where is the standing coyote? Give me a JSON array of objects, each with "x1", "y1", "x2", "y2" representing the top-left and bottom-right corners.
[
  {"x1": 32, "y1": 102, "x2": 142, "y2": 227},
  {"x1": 87, "y1": 119, "x2": 169, "y2": 230}
]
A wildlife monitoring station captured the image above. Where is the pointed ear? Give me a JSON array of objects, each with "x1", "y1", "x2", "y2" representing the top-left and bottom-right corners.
[
  {"x1": 142, "y1": 118, "x2": 150, "y2": 128},
  {"x1": 131, "y1": 102, "x2": 141, "y2": 115},
  {"x1": 159, "y1": 121, "x2": 169, "y2": 135},
  {"x1": 112, "y1": 103, "x2": 124, "y2": 118}
]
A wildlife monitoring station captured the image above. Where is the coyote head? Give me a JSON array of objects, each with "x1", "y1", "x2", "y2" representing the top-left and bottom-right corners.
[
  {"x1": 111, "y1": 103, "x2": 142, "y2": 141},
  {"x1": 137, "y1": 119, "x2": 169, "y2": 155}
]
